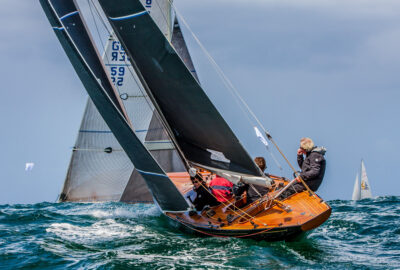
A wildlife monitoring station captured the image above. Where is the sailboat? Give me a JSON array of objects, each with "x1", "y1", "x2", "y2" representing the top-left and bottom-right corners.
[
  {"x1": 40, "y1": 0, "x2": 331, "y2": 241},
  {"x1": 352, "y1": 160, "x2": 372, "y2": 200}
]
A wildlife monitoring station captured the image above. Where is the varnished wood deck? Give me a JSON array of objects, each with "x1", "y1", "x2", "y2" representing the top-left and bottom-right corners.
[{"x1": 168, "y1": 172, "x2": 331, "y2": 240}]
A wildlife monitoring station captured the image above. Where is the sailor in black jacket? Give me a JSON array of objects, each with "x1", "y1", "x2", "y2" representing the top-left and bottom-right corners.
[
  {"x1": 297, "y1": 137, "x2": 326, "y2": 191},
  {"x1": 188, "y1": 173, "x2": 219, "y2": 211}
]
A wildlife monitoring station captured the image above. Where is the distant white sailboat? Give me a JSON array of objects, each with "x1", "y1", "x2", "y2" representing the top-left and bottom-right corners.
[{"x1": 352, "y1": 160, "x2": 372, "y2": 200}]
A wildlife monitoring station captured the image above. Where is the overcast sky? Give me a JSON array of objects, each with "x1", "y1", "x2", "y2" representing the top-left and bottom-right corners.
[{"x1": 1, "y1": 0, "x2": 400, "y2": 204}]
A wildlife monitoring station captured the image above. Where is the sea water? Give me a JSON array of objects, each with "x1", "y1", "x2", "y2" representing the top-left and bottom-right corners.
[{"x1": 0, "y1": 196, "x2": 399, "y2": 269}]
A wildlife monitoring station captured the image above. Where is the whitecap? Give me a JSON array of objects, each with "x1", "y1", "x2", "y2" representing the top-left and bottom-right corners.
[{"x1": 46, "y1": 220, "x2": 145, "y2": 244}]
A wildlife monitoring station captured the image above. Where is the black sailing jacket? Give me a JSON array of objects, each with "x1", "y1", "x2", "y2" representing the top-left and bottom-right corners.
[{"x1": 297, "y1": 147, "x2": 326, "y2": 191}]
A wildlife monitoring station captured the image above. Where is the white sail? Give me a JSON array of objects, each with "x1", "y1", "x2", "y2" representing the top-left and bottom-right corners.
[
  {"x1": 140, "y1": 0, "x2": 174, "y2": 40},
  {"x1": 60, "y1": 1, "x2": 174, "y2": 202},
  {"x1": 60, "y1": 37, "x2": 148, "y2": 201},
  {"x1": 360, "y1": 160, "x2": 372, "y2": 199},
  {"x1": 352, "y1": 172, "x2": 361, "y2": 200}
]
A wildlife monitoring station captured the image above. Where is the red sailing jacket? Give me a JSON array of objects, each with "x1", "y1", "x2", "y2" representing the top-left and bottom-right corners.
[{"x1": 209, "y1": 176, "x2": 233, "y2": 202}]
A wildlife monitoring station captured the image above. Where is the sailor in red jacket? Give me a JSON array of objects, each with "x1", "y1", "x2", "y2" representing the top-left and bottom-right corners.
[{"x1": 209, "y1": 175, "x2": 234, "y2": 202}]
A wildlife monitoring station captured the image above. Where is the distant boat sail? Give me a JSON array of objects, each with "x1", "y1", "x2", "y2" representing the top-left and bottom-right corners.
[
  {"x1": 352, "y1": 173, "x2": 360, "y2": 200},
  {"x1": 352, "y1": 160, "x2": 372, "y2": 200}
]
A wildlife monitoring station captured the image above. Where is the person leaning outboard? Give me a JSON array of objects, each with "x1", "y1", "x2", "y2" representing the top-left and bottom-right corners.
[
  {"x1": 296, "y1": 137, "x2": 326, "y2": 192},
  {"x1": 279, "y1": 137, "x2": 326, "y2": 200}
]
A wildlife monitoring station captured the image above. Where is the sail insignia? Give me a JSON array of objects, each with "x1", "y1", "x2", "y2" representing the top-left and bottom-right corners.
[{"x1": 207, "y1": 149, "x2": 231, "y2": 164}]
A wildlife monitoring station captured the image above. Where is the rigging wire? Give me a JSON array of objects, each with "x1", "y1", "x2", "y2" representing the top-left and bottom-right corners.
[
  {"x1": 167, "y1": 2, "x2": 316, "y2": 194},
  {"x1": 88, "y1": 0, "x2": 163, "y2": 128},
  {"x1": 88, "y1": 0, "x2": 310, "y2": 192},
  {"x1": 87, "y1": 0, "x2": 192, "y2": 170},
  {"x1": 195, "y1": 177, "x2": 267, "y2": 226},
  {"x1": 167, "y1": 1, "x2": 283, "y2": 172},
  {"x1": 81, "y1": 1, "x2": 316, "y2": 216},
  {"x1": 86, "y1": 0, "x2": 135, "y2": 125}
]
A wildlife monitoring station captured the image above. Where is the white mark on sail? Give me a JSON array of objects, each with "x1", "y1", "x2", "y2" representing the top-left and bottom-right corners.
[
  {"x1": 207, "y1": 149, "x2": 230, "y2": 164},
  {"x1": 109, "y1": 10, "x2": 148, "y2": 21},
  {"x1": 60, "y1": 10, "x2": 79, "y2": 21}
]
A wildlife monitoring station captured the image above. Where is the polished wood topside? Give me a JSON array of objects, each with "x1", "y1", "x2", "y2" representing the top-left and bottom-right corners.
[{"x1": 168, "y1": 172, "x2": 331, "y2": 233}]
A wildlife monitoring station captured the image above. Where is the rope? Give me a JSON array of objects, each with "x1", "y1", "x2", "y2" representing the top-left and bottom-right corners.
[
  {"x1": 167, "y1": 1, "x2": 317, "y2": 195},
  {"x1": 87, "y1": 0, "x2": 180, "y2": 154},
  {"x1": 266, "y1": 137, "x2": 315, "y2": 195},
  {"x1": 87, "y1": 1, "x2": 315, "y2": 195},
  {"x1": 194, "y1": 175, "x2": 272, "y2": 226},
  {"x1": 88, "y1": 0, "x2": 155, "y2": 112},
  {"x1": 166, "y1": 1, "x2": 284, "y2": 172}
]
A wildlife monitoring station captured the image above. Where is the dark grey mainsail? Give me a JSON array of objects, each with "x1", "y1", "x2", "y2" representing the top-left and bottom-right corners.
[
  {"x1": 120, "y1": 18, "x2": 192, "y2": 203},
  {"x1": 40, "y1": 0, "x2": 190, "y2": 212},
  {"x1": 98, "y1": 0, "x2": 263, "y2": 177}
]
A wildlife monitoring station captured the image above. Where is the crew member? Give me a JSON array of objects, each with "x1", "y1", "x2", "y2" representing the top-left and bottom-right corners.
[
  {"x1": 246, "y1": 157, "x2": 270, "y2": 203},
  {"x1": 279, "y1": 138, "x2": 326, "y2": 200},
  {"x1": 209, "y1": 175, "x2": 234, "y2": 202},
  {"x1": 188, "y1": 173, "x2": 219, "y2": 211},
  {"x1": 235, "y1": 157, "x2": 270, "y2": 203},
  {"x1": 296, "y1": 137, "x2": 326, "y2": 192}
]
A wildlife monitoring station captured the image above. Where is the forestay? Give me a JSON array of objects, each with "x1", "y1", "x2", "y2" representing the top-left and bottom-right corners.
[
  {"x1": 99, "y1": 0, "x2": 263, "y2": 178},
  {"x1": 40, "y1": 0, "x2": 190, "y2": 212}
]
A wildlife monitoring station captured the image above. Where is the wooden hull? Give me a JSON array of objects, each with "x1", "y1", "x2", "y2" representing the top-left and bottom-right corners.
[{"x1": 168, "y1": 172, "x2": 331, "y2": 241}]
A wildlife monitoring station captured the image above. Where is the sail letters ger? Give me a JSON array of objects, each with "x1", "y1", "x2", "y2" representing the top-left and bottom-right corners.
[
  {"x1": 41, "y1": 0, "x2": 127, "y2": 120},
  {"x1": 61, "y1": 0, "x2": 179, "y2": 203},
  {"x1": 40, "y1": 0, "x2": 190, "y2": 212},
  {"x1": 99, "y1": 0, "x2": 262, "y2": 177}
]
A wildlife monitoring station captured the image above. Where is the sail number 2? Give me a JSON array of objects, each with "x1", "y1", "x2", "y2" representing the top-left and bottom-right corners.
[{"x1": 109, "y1": 41, "x2": 126, "y2": 87}]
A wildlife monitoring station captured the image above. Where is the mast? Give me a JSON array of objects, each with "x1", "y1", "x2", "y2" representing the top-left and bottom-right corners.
[
  {"x1": 40, "y1": 0, "x2": 190, "y2": 212},
  {"x1": 98, "y1": 0, "x2": 270, "y2": 186}
]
